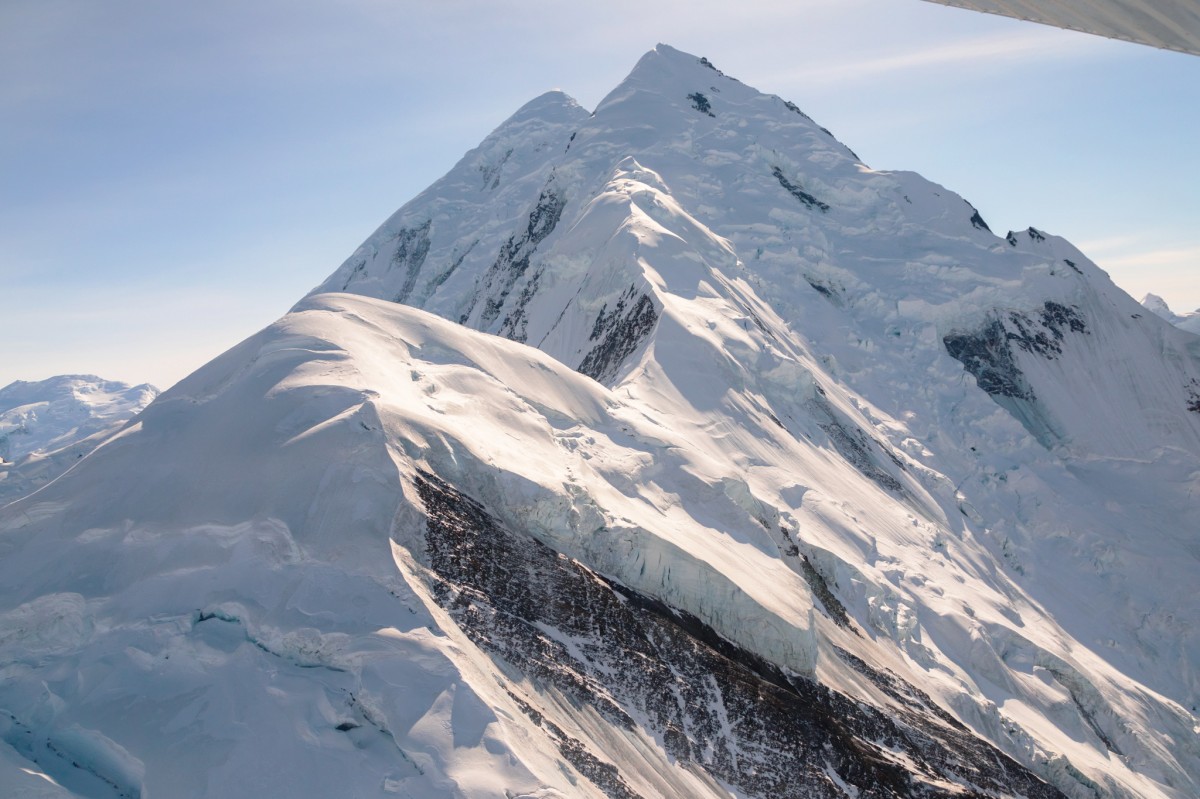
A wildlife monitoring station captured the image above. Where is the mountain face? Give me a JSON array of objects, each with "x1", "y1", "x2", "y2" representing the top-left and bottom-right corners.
[
  {"x1": 0, "y1": 376, "x2": 158, "y2": 507},
  {"x1": 2, "y1": 45, "x2": 1198, "y2": 799},
  {"x1": 1142, "y1": 293, "x2": 1200, "y2": 335}
]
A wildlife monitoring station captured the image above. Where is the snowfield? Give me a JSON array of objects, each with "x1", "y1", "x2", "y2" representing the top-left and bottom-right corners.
[{"x1": 1, "y1": 45, "x2": 1197, "y2": 799}]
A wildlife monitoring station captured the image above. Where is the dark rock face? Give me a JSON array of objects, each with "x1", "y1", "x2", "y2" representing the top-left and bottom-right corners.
[
  {"x1": 464, "y1": 186, "x2": 566, "y2": 328},
  {"x1": 687, "y1": 92, "x2": 715, "y2": 117},
  {"x1": 578, "y1": 287, "x2": 659, "y2": 384},
  {"x1": 944, "y1": 302, "x2": 1087, "y2": 402},
  {"x1": 944, "y1": 302, "x2": 1088, "y2": 446},
  {"x1": 389, "y1": 221, "x2": 433, "y2": 304},
  {"x1": 818, "y1": 415, "x2": 905, "y2": 493},
  {"x1": 945, "y1": 319, "x2": 1035, "y2": 401},
  {"x1": 798, "y1": 555, "x2": 854, "y2": 630},
  {"x1": 969, "y1": 208, "x2": 991, "y2": 232},
  {"x1": 772, "y1": 166, "x2": 830, "y2": 212},
  {"x1": 413, "y1": 471, "x2": 1067, "y2": 799}
]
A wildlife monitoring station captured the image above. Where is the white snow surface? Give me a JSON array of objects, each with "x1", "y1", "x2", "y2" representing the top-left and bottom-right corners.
[
  {"x1": 1143, "y1": 292, "x2": 1200, "y2": 335},
  {"x1": 0, "y1": 376, "x2": 158, "y2": 508},
  {"x1": 2, "y1": 45, "x2": 1199, "y2": 799}
]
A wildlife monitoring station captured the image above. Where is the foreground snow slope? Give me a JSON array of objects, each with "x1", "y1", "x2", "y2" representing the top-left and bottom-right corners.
[
  {"x1": 2, "y1": 45, "x2": 1198, "y2": 799},
  {"x1": 0, "y1": 376, "x2": 158, "y2": 508},
  {"x1": 0, "y1": 295, "x2": 1064, "y2": 799}
]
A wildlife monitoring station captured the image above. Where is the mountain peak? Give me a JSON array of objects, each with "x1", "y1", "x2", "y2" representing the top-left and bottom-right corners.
[
  {"x1": 1141, "y1": 291, "x2": 1181, "y2": 320},
  {"x1": 506, "y1": 88, "x2": 586, "y2": 125},
  {"x1": 593, "y1": 43, "x2": 742, "y2": 115},
  {"x1": 11, "y1": 45, "x2": 1198, "y2": 799}
]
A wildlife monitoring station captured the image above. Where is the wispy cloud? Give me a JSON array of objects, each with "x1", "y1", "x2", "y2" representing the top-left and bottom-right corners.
[
  {"x1": 1074, "y1": 235, "x2": 1142, "y2": 256},
  {"x1": 774, "y1": 28, "x2": 1106, "y2": 85},
  {"x1": 1095, "y1": 245, "x2": 1200, "y2": 269},
  {"x1": 1087, "y1": 243, "x2": 1200, "y2": 311}
]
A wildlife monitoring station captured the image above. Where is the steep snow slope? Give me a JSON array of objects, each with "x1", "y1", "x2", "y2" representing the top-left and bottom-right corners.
[
  {"x1": 312, "y1": 44, "x2": 1200, "y2": 798},
  {"x1": 2, "y1": 45, "x2": 1198, "y2": 799},
  {"x1": 0, "y1": 295, "x2": 1071, "y2": 799},
  {"x1": 0, "y1": 376, "x2": 158, "y2": 507}
]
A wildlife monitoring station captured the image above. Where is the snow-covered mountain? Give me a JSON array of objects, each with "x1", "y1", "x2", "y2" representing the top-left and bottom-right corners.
[
  {"x1": 2, "y1": 45, "x2": 1198, "y2": 799},
  {"x1": 1142, "y1": 292, "x2": 1200, "y2": 335},
  {"x1": 0, "y1": 375, "x2": 157, "y2": 507}
]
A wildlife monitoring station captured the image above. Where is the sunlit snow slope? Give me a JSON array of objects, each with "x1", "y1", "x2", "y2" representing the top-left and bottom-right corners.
[{"x1": 2, "y1": 45, "x2": 1198, "y2": 799}]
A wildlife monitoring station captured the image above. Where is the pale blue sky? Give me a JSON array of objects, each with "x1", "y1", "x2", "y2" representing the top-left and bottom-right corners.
[{"x1": 3, "y1": 0, "x2": 1198, "y2": 389}]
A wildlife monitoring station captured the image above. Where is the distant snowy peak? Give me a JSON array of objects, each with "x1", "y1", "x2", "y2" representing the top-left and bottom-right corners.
[
  {"x1": 0, "y1": 375, "x2": 157, "y2": 507},
  {"x1": 0, "y1": 375, "x2": 157, "y2": 462},
  {"x1": 1142, "y1": 292, "x2": 1200, "y2": 334}
]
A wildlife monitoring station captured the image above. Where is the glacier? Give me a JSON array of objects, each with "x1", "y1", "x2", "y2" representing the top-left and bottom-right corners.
[{"x1": 1, "y1": 44, "x2": 1198, "y2": 799}]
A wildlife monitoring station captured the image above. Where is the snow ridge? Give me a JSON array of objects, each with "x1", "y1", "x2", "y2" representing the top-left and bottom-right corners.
[{"x1": 2, "y1": 45, "x2": 1198, "y2": 799}]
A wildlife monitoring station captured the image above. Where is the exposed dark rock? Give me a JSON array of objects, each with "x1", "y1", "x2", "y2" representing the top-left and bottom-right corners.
[
  {"x1": 687, "y1": 92, "x2": 715, "y2": 117},
  {"x1": 772, "y1": 167, "x2": 830, "y2": 212},
  {"x1": 479, "y1": 148, "x2": 513, "y2": 191},
  {"x1": 805, "y1": 276, "x2": 838, "y2": 302},
  {"x1": 424, "y1": 239, "x2": 477, "y2": 298},
  {"x1": 505, "y1": 690, "x2": 646, "y2": 799},
  {"x1": 782, "y1": 99, "x2": 811, "y2": 120},
  {"x1": 1063, "y1": 259, "x2": 1083, "y2": 275},
  {"x1": 818, "y1": 416, "x2": 905, "y2": 493},
  {"x1": 698, "y1": 56, "x2": 723, "y2": 75},
  {"x1": 390, "y1": 221, "x2": 433, "y2": 304},
  {"x1": 799, "y1": 556, "x2": 855, "y2": 631},
  {"x1": 1040, "y1": 301, "x2": 1087, "y2": 337},
  {"x1": 1006, "y1": 231, "x2": 1019, "y2": 246},
  {"x1": 834, "y1": 648, "x2": 968, "y2": 732},
  {"x1": 1187, "y1": 381, "x2": 1200, "y2": 414},
  {"x1": 944, "y1": 302, "x2": 1088, "y2": 446},
  {"x1": 944, "y1": 319, "x2": 1035, "y2": 401},
  {"x1": 465, "y1": 186, "x2": 566, "y2": 327},
  {"x1": 1043, "y1": 667, "x2": 1123, "y2": 756},
  {"x1": 341, "y1": 258, "x2": 367, "y2": 291},
  {"x1": 578, "y1": 288, "x2": 659, "y2": 384},
  {"x1": 944, "y1": 301, "x2": 1085, "y2": 399},
  {"x1": 498, "y1": 266, "x2": 543, "y2": 343},
  {"x1": 413, "y1": 471, "x2": 1066, "y2": 799},
  {"x1": 969, "y1": 208, "x2": 991, "y2": 232}
]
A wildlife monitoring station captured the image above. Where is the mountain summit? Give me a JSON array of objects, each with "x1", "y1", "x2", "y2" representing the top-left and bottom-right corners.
[{"x1": 2, "y1": 45, "x2": 1198, "y2": 799}]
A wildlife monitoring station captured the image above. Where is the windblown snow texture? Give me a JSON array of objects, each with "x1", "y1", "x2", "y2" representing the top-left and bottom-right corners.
[{"x1": 2, "y1": 45, "x2": 1199, "y2": 799}]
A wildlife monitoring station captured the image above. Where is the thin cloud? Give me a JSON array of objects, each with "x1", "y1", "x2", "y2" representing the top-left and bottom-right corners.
[
  {"x1": 1075, "y1": 235, "x2": 1142, "y2": 255},
  {"x1": 775, "y1": 28, "x2": 1109, "y2": 84},
  {"x1": 1097, "y1": 245, "x2": 1200, "y2": 269}
]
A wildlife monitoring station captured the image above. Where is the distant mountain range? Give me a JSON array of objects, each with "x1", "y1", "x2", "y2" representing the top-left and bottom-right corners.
[
  {"x1": 0, "y1": 375, "x2": 157, "y2": 507},
  {"x1": 1142, "y1": 292, "x2": 1200, "y2": 334}
]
